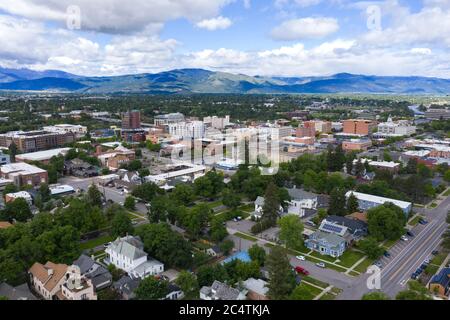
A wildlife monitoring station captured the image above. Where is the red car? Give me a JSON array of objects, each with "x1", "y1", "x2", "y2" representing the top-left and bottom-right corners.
[{"x1": 295, "y1": 266, "x2": 310, "y2": 276}]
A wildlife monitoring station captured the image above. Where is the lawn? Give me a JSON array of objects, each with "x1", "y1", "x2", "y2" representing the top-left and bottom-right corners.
[
  {"x1": 353, "y1": 257, "x2": 376, "y2": 273},
  {"x1": 336, "y1": 250, "x2": 366, "y2": 268},
  {"x1": 429, "y1": 202, "x2": 438, "y2": 208},
  {"x1": 431, "y1": 253, "x2": 447, "y2": 266},
  {"x1": 382, "y1": 239, "x2": 398, "y2": 250},
  {"x1": 80, "y1": 234, "x2": 114, "y2": 251},
  {"x1": 234, "y1": 232, "x2": 258, "y2": 242},
  {"x1": 425, "y1": 264, "x2": 439, "y2": 276},
  {"x1": 302, "y1": 276, "x2": 329, "y2": 289},
  {"x1": 408, "y1": 215, "x2": 422, "y2": 226},
  {"x1": 238, "y1": 204, "x2": 255, "y2": 212},
  {"x1": 309, "y1": 251, "x2": 337, "y2": 263},
  {"x1": 443, "y1": 189, "x2": 450, "y2": 197},
  {"x1": 319, "y1": 293, "x2": 336, "y2": 300},
  {"x1": 294, "y1": 283, "x2": 323, "y2": 300}
]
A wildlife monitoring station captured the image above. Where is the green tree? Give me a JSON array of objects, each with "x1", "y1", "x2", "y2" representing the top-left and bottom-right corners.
[
  {"x1": 346, "y1": 192, "x2": 359, "y2": 214},
  {"x1": 183, "y1": 204, "x2": 211, "y2": 239},
  {"x1": 219, "y1": 240, "x2": 234, "y2": 256},
  {"x1": 367, "y1": 203, "x2": 406, "y2": 241},
  {"x1": 87, "y1": 184, "x2": 103, "y2": 207},
  {"x1": 396, "y1": 281, "x2": 432, "y2": 300},
  {"x1": 135, "y1": 277, "x2": 169, "y2": 300},
  {"x1": 132, "y1": 182, "x2": 163, "y2": 202},
  {"x1": 171, "y1": 184, "x2": 195, "y2": 205},
  {"x1": 175, "y1": 271, "x2": 199, "y2": 300},
  {"x1": 210, "y1": 217, "x2": 228, "y2": 242},
  {"x1": 358, "y1": 237, "x2": 384, "y2": 259},
  {"x1": 266, "y1": 246, "x2": 296, "y2": 300},
  {"x1": 222, "y1": 188, "x2": 241, "y2": 209},
  {"x1": 2, "y1": 198, "x2": 33, "y2": 222},
  {"x1": 8, "y1": 142, "x2": 17, "y2": 163},
  {"x1": 361, "y1": 291, "x2": 391, "y2": 300},
  {"x1": 36, "y1": 225, "x2": 81, "y2": 264},
  {"x1": 248, "y1": 244, "x2": 266, "y2": 266},
  {"x1": 262, "y1": 182, "x2": 281, "y2": 227},
  {"x1": 2, "y1": 184, "x2": 18, "y2": 197},
  {"x1": 39, "y1": 184, "x2": 51, "y2": 202},
  {"x1": 444, "y1": 170, "x2": 450, "y2": 183},
  {"x1": 328, "y1": 187, "x2": 347, "y2": 216},
  {"x1": 196, "y1": 264, "x2": 229, "y2": 287},
  {"x1": 124, "y1": 196, "x2": 136, "y2": 210},
  {"x1": 110, "y1": 211, "x2": 133, "y2": 238},
  {"x1": 278, "y1": 215, "x2": 304, "y2": 250}
]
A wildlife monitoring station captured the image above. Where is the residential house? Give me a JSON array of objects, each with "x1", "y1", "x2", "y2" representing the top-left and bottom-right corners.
[
  {"x1": 345, "y1": 191, "x2": 412, "y2": 216},
  {"x1": 73, "y1": 254, "x2": 113, "y2": 290},
  {"x1": 166, "y1": 284, "x2": 184, "y2": 300},
  {"x1": 253, "y1": 196, "x2": 283, "y2": 219},
  {"x1": 113, "y1": 275, "x2": 141, "y2": 300},
  {"x1": 206, "y1": 245, "x2": 222, "y2": 257},
  {"x1": 97, "y1": 146, "x2": 136, "y2": 171},
  {"x1": 58, "y1": 265, "x2": 97, "y2": 300},
  {"x1": 200, "y1": 281, "x2": 247, "y2": 300},
  {"x1": 105, "y1": 235, "x2": 164, "y2": 279},
  {"x1": 5, "y1": 191, "x2": 33, "y2": 205},
  {"x1": 0, "y1": 283, "x2": 37, "y2": 300},
  {"x1": 429, "y1": 268, "x2": 450, "y2": 298},
  {"x1": 120, "y1": 170, "x2": 142, "y2": 185},
  {"x1": 286, "y1": 188, "x2": 318, "y2": 217},
  {"x1": 324, "y1": 215, "x2": 368, "y2": 241},
  {"x1": 305, "y1": 231, "x2": 347, "y2": 258},
  {"x1": 242, "y1": 278, "x2": 269, "y2": 301},
  {"x1": 29, "y1": 262, "x2": 68, "y2": 300}
]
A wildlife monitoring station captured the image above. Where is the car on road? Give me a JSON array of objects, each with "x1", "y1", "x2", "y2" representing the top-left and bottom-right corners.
[
  {"x1": 316, "y1": 262, "x2": 326, "y2": 268},
  {"x1": 383, "y1": 251, "x2": 391, "y2": 258},
  {"x1": 406, "y1": 231, "x2": 414, "y2": 237},
  {"x1": 294, "y1": 266, "x2": 310, "y2": 275},
  {"x1": 296, "y1": 255, "x2": 306, "y2": 261},
  {"x1": 401, "y1": 235, "x2": 409, "y2": 241}
]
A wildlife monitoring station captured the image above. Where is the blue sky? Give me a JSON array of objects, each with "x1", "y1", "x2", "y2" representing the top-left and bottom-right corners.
[{"x1": 0, "y1": 0, "x2": 449, "y2": 77}]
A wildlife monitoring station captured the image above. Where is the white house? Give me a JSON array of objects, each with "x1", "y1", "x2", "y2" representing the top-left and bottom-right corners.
[
  {"x1": 253, "y1": 196, "x2": 283, "y2": 219},
  {"x1": 286, "y1": 188, "x2": 318, "y2": 217},
  {"x1": 105, "y1": 236, "x2": 164, "y2": 279}
]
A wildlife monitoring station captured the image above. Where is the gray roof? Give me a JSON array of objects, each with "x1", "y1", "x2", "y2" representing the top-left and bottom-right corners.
[
  {"x1": 73, "y1": 254, "x2": 95, "y2": 274},
  {"x1": 113, "y1": 275, "x2": 141, "y2": 296},
  {"x1": 73, "y1": 254, "x2": 112, "y2": 290},
  {"x1": 242, "y1": 278, "x2": 268, "y2": 296},
  {"x1": 211, "y1": 281, "x2": 242, "y2": 300},
  {"x1": 132, "y1": 258, "x2": 164, "y2": 274},
  {"x1": 255, "y1": 196, "x2": 265, "y2": 206},
  {"x1": 287, "y1": 188, "x2": 318, "y2": 201},
  {"x1": 0, "y1": 283, "x2": 37, "y2": 300},
  {"x1": 108, "y1": 236, "x2": 147, "y2": 261},
  {"x1": 309, "y1": 231, "x2": 346, "y2": 248},
  {"x1": 325, "y1": 215, "x2": 368, "y2": 237}
]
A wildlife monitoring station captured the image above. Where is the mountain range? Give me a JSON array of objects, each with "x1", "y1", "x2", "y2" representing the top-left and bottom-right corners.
[{"x1": 1, "y1": 67, "x2": 450, "y2": 95}]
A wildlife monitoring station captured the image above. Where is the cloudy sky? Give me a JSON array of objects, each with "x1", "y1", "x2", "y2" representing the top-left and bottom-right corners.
[{"x1": 0, "y1": 0, "x2": 450, "y2": 78}]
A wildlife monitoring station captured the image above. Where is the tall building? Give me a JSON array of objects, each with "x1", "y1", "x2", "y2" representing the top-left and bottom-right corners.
[
  {"x1": 375, "y1": 117, "x2": 416, "y2": 137},
  {"x1": 0, "y1": 130, "x2": 75, "y2": 153},
  {"x1": 42, "y1": 124, "x2": 87, "y2": 138},
  {"x1": 343, "y1": 120, "x2": 377, "y2": 136},
  {"x1": 122, "y1": 110, "x2": 141, "y2": 129},
  {"x1": 154, "y1": 113, "x2": 185, "y2": 126}
]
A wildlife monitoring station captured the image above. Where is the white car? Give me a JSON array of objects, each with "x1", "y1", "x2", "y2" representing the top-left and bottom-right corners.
[
  {"x1": 316, "y1": 262, "x2": 326, "y2": 268},
  {"x1": 401, "y1": 235, "x2": 409, "y2": 241},
  {"x1": 296, "y1": 255, "x2": 306, "y2": 261}
]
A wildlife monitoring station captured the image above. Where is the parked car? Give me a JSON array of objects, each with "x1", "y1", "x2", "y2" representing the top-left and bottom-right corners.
[
  {"x1": 294, "y1": 266, "x2": 310, "y2": 276},
  {"x1": 383, "y1": 251, "x2": 391, "y2": 258},
  {"x1": 306, "y1": 221, "x2": 316, "y2": 227},
  {"x1": 406, "y1": 231, "x2": 414, "y2": 237},
  {"x1": 432, "y1": 250, "x2": 439, "y2": 255},
  {"x1": 316, "y1": 262, "x2": 326, "y2": 268},
  {"x1": 419, "y1": 218, "x2": 428, "y2": 225},
  {"x1": 296, "y1": 255, "x2": 306, "y2": 261},
  {"x1": 374, "y1": 261, "x2": 383, "y2": 268},
  {"x1": 411, "y1": 273, "x2": 418, "y2": 280},
  {"x1": 401, "y1": 235, "x2": 409, "y2": 241}
]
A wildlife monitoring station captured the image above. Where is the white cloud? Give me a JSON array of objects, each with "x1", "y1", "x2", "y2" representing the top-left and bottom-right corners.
[
  {"x1": 271, "y1": 17, "x2": 339, "y2": 40},
  {"x1": 410, "y1": 48, "x2": 432, "y2": 55},
  {"x1": 0, "y1": 0, "x2": 233, "y2": 34},
  {"x1": 196, "y1": 16, "x2": 233, "y2": 31}
]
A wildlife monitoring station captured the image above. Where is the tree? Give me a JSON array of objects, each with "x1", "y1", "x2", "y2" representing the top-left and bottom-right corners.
[
  {"x1": 210, "y1": 217, "x2": 228, "y2": 242},
  {"x1": 222, "y1": 188, "x2": 241, "y2": 209},
  {"x1": 358, "y1": 237, "x2": 384, "y2": 259},
  {"x1": 135, "y1": 277, "x2": 169, "y2": 300},
  {"x1": 266, "y1": 246, "x2": 296, "y2": 300},
  {"x1": 36, "y1": 225, "x2": 81, "y2": 264},
  {"x1": 171, "y1": 184, "x2": 195, "y2": 205},
  {"x1": 138, "y1": 168, "x2": 150, "y2": 178},
  {"x1": 110, "y1": 211, "x2": 133, "y2": 238},
  {"x1": 354, "y1": 159, "x2": 365, "y2": 177},
  {"x1": 194, "y1": 170, "x2": 224, "y2": 199},
  {"x1": 262, "y1": 182, "x2": 281, "y2": 227},
  {"x1": 406, "y1": 158, "x2": 418, "y2": 174},
  {"x1": 124, "y1": 196, "x2": 136, "y2": 210},
  {"x1": 132, "y1": 182, "x2": 163, "y2": 202},
  {"x1": 196, "y1": 264, "x2": 229, "y2": 287},
  {"x1": 346, "y1": 192, "x2": 359, "y2": 214},
  {"x1": 278, "y1": 215, "x2": 304, "y2": 250},
  {"x1": 328, "y1": 187, "x2": 347, "y2": 216},
  {"x1": 367, "y1": 203, "x2": 406, "y2": 241},
  {"x1": 87, "y1": 184, "x2": 103, "y2": 207},
  {"x1": 2, "y1": 198, "x2": 33, "y2": 222},
  {"x1": 2, "y1": 184, "x2": 17, "y2": 197},
  {"x1": 38, "y1": 183, "x2": 51, "y2": 203},
  {"x1": 248, "y1": 244, "x2": 266, "y2": 266},
  {"x1": 183, "y1": 204, "x2": 211, "y2": 239},
  {"x1": 176, "y1": 271, "x2": 199, "y2": 300},
  {"x1": 361, "y1": 291, "x2": 391, "y2": 300},
  {"x1": 8, "y1": 142, "x2": 17, "y2": 163},
  {"x1": 444, "y1": 170, "x2": 450, "y2": 183},
  {"x1": 396, "y1": 281, "x2": 432, "y2": 300},
  {"x1": 135, "y1": 223, "x2": 193, "y2": 268},
  {"x1": 219, "y1": 240, "x2": 234, "y2": 256}
]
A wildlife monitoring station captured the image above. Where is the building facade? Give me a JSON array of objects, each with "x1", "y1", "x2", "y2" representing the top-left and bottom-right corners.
[
  {"x1": 0, "y1": 130, "x2": 75, "y2": 153},
  {"x1": 343, "y1": 120, "x2": 377, "y2": 136}
]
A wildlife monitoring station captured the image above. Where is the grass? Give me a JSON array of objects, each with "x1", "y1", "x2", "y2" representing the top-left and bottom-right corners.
[
  {"x1": 319, "y1": 293, "x2": 336, "y2": 300},
  {"x1": 383, "y1": 239, "x2": 398, "y2": 250},
  {"x1": 310, "y1": 251, "x2": 337, "y2": 263},
  {"x1": 425, "y1": 264, "x2": 439, "y2": 276},
  {"x1": 80, "y1": 234, "x2": 114, "y2": 251},
  {"x1": 408, "y1": 215, "x2": 422, "y2": 226},
  {"x1": 238, "y1": 204, "x2": 255, "y2": 212},
  {"x1": 443, "y1": 189, "x2": 450, "y2": 197},
  {"x1": 429, "y1": 202, "x2": 438, "y2": 208},
  {"x1": 295, "y1": 283, "x2": 323, "y2": 300},
  {"x1": 234, "y1": 232, "x2": 258, "y2": 242},
  {"x1": 302, "y1": 276, "x2": 329, "y2": 289},
  {"x1": 336, "y1": 250, "x2": 366, "y2": 268},
  {"x1": 431, "y1": 253, "x2": 447, "y2": 266},
  {"x1": 353, "y1": 257, "x2": 376, "y2": 273}
]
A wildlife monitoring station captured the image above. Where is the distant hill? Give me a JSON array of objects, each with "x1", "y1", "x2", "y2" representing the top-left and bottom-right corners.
[{"x1": 0, "y1": 67, "x2": 449, "y2": 94}]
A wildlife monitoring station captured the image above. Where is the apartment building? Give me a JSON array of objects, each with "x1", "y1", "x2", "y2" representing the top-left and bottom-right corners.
[
  {"x1": 122, "y1": 110, "x2": 141, "y2": 129},
  {"x1": 0, "y1": 130, "x2": 75, "y2": 153},
  {"x1": 342, "y1": 139, "x2": 372, "y2": 152},
  {"x1": 154, "y1": 113, "x2": 185, "y2": 126},
  {"x1": 375, "y1": 117, "x2": 416, "y2": 137},
  {"x1": 43, "y1": 124, "x2": 87, "y2": 138},
  {"x1": 343, "y1": 120, "x2": 377, "y2": 136},
  {"x1": 0, "y1": 162, "x2": 48, "y2": 187}
]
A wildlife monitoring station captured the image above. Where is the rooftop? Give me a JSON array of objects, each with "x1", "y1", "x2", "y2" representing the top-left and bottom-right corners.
[
  {"x1": 16, "y1": 148, "x2": 71, "y2": 162},
  {"x1": 0, "y1": 162, "x2": 47, "y2": 175},
  {"x1": 346, "y1": 191, "x2": 412, "y2": 210}
]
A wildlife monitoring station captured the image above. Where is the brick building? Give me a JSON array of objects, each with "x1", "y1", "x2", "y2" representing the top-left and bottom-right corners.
[
  {"x1": 343, "y1": 120, "x2": 377, "y2": 136},
  {"x1": 0, "y1": 162, "x2": 48, "y2": 187},
  {"x1": 0, "y1": 130, "x2": 75, "y2": 153}
]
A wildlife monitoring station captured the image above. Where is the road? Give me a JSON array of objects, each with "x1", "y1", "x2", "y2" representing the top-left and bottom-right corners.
[{"x1": 337, "y1": 195, "x2": 449, "y2": 300}]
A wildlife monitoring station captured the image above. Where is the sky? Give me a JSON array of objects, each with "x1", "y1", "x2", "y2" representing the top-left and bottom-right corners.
[{"x1": 0, "y1": 0, "x2": 450, "y2": 78}]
